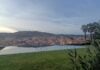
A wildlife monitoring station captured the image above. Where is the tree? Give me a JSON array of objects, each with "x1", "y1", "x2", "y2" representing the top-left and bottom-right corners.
[
  {"x1": 86, "y1": 22, "x2": 99, "y2": 41},
  {"x1": 81, "y1": 25, "x2": 88, "y2": 40},
  {"x1": 87, "y1": 23, "x2": 94, "y2": 41},
  {"x1": 68, "y1": 20, "x2": 100, "y2": 70},
  {"x1": 68, "y1": 49, "x2": 81, "y2": 70},
  {"x1": 93, "y1": 23, "x2": 100, "y2": 39}
]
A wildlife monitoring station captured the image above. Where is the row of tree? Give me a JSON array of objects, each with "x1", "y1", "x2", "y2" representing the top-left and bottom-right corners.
[
  {"x1": 68, "y1": 21, "x2": 100, "y2": 70},
  {"x1": 81, "y1": 22, "x2": 100, "y2": 41}
]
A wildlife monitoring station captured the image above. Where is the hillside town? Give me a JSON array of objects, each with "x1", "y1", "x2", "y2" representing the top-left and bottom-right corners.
[{"x1": 0, "y1": 31, "x2": 89, "y2": 47}]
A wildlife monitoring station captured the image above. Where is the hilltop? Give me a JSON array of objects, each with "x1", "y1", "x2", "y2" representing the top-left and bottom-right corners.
[{"x1": 0, "y1": 31, "x2": 89, "y2": 47}]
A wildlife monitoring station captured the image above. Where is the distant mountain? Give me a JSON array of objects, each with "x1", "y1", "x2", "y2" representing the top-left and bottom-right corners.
[
  {"x1": 14, "y1": 31, "x2": 56, "y2": 38},
  {"x1": 0, "y1": 31, "x2": 88, "y2": 47},
  {"x1": 0, "y1": 31, "x2": 55, "y2": 40},
  {"x1": 0, "y1": 31, "x2": 83, "y2": 40}
]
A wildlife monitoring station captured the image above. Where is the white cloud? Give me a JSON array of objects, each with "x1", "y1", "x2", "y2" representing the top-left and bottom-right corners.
[
  {"x1": 0, "y1": 0, "x2": 99, "y2": 34},
  {"x1": 0, "y1": 26, "x2": 17, "y2": 33}
]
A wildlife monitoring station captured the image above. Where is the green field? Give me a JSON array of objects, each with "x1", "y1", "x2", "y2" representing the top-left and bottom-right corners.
[{"x1": 0, "y1": 49, "x2": 88, "y2": 70}]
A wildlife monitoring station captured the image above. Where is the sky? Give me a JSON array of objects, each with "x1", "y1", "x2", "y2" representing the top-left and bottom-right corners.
[{"x1": 0, "y1": 0, "x2": 100, "y2": 34}]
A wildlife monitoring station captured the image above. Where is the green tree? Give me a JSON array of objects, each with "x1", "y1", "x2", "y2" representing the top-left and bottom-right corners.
[
  {"x1": 68, "y1": 49, "x2": 81, "y2": 70},
  {"x1": 69, "y1": 21, "x2": 100, "y2": 70},
  {"x1": 81, "y1": 25, "x2": 88, "y2": 40},
  {"x1": 87, "y1": 22, "x2": 99, "y2": 41},
  {"x1": 93, "y1": 23, "x2": 100, "y2": 39}
]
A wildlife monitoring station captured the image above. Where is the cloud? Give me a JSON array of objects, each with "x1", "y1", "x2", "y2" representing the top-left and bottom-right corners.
[
  {"x1": 0, "y1": 0, "x2": 100, "y2": 34},
  {"x1": 0, "y1": 26, "x2": 17, "y2": 33}
]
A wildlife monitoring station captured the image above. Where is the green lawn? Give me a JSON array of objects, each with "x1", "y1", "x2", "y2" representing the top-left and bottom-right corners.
[{"x1": 0, "y1": 48, "x2": 88, "y2": 70}]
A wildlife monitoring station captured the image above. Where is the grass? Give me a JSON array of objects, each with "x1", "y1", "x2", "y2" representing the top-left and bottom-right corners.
[{"x1": 0, "y1": 48, "x2": 88, "y2": 70}]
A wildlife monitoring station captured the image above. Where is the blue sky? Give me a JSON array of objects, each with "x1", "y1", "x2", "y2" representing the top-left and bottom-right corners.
[{"x1": 0, "y1": 0, "x2": 100, "y2": 34}]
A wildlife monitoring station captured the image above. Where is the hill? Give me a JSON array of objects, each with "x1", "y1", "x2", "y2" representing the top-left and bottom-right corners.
[{"x1": 0, "y1": 31, "x2": 88, "y2": 47}]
